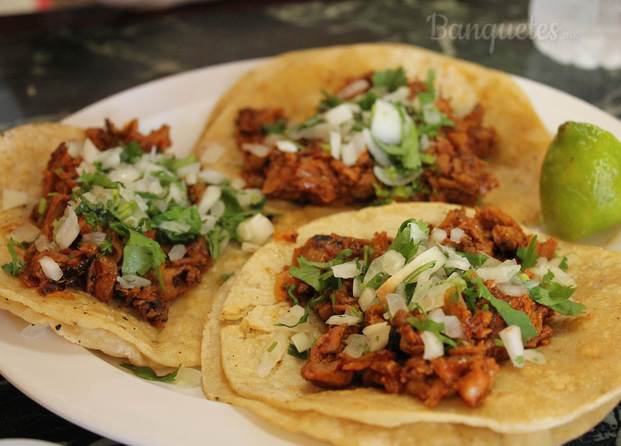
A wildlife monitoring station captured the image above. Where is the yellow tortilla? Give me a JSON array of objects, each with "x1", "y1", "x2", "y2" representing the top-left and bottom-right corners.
[
  {"x1": 203, "y1": 251, "x2": 618, "y2": 445},
  {"x1": 195, "y1": 43, "x2": 550, "y2": 228},
  {"x1": 0, "y1": 123, "x2": 252, "y2": 367},
  {"x1": 216, "y1": 202, "x2": 621, "y2": 434}
]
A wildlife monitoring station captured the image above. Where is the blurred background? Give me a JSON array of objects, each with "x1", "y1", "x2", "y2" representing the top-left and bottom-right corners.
[
  {"x1": 0, "y1": 0, "x2": 620, "y2": 445},
  {"x1": 0, "y1": 0, "x2": 620, "y2": 132}
]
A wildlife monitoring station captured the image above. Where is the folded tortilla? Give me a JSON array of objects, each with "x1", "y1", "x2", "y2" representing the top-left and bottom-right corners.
[
  {"x1": 195, "y1": 43, "x2": 550, "y2": 228},
  {"x1": 203, "y1": 251, "x2": 618, "y2": 446},
  {"x1": 0, "y1": 123, "x2": 252, "y2": 367},
  {"x1": 213, "y1": 202, "x2": 621, "y2": 435}
]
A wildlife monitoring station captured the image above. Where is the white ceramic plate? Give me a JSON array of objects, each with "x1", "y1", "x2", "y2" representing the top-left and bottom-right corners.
[{"x1": 1, "y1": 58, "x2": 620, "y2": 446}]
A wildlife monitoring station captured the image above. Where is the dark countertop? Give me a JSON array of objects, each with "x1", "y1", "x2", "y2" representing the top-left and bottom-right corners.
[{"x1": 0, "y1": 0, "x2": 619, "y2": 444}]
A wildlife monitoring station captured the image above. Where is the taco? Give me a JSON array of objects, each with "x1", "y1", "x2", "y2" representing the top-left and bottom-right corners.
[
  {"x1": 213, "y1": 202, "x2": 621, "y2": 437},
  {"x1": 196, "y1": 43, "x2": 550, "y2": 227},
  {"x1": 203, "y1": 270, "x2": 618, "y2": 446},
  {"x1": 0, "y1": 120, "x2": 273, "y2": 367}
]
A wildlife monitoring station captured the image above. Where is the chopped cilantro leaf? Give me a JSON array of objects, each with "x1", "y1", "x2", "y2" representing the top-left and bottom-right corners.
[
  {"x1": 2, "y1": 239, "x2": 25, "y2": 277},
  {"x1": 153, "y1": 205, "x2": 201, "y2": 243},
  {"x1": 372, "y1": 67, "x2": 407, "y2": 92},
  {"x1": 120, "y1": 141, "x2": 143, "y2": 164},
  {"x1": 460, "y1": 251, "x2": 488, "y2": 268},
  {"x1": 121, "y1": 230, "x2": 166, "y2": 279},
  {"x1": 357, "y1": 91, "x2": 378, "y2": 111},
  {"x1": 517, "y1": 236, "x2": 539, "y2": 270},
  {"x1": 390, "y1": 219, "x2": 428, "y2": 261},
  {"x1": 287, "y1": 343, "x2": 309, "y2": 359},
  {"x1": 528, "y1": 271, "x2": 584, "y2": 316},
  {"x1": 262, "y1": 119, "x2": 287, "y2": 135},
  {"x1": 220, "y1": 272, "x2": 234, "y2": 283},
  {"x1": 558, "y1": 256, "x2": 569, "y2": 272},
  {"x1": 99, "y1": 239, "x2": 113, "y2": 256},
  {"x1": 290, "y1": 258, "x2": 323, "y2": 291},
  {"x1": 158, "y1": 155, "x2": 196, "y2": 172},
  {"x1": 120, "y1": 363, "x2": 178, "y2": 382},
  {"x1": 78, "y1": 171, "x2": 117, "y2": 189},
  {"x1": 466, "y1": 273, "x2": 537, "y2": 341},
  {"x1": 318, "y1": 91, "x2": 343, "y2": 112},
  {"x1": 364, "y1": 272, "x2": 389, "y2": 290},
  {"x1": 407, "y1": 317, "x2": 456, "y2": 347}
]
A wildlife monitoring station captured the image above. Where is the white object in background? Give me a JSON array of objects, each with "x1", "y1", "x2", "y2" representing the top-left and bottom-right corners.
[{"x1": 529, "y1": 0, "x2": 621, "y2": 69}]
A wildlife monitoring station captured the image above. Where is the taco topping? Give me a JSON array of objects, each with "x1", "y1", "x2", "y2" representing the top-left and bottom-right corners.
[
  {"x1": 236, "y1": 67, "x2": 497, "y2": 206},
  {"x1": 273, "y1": 207, "x2": 583, "y2": 407},
  {"x1": 2, "y1": 119, "x2": 271, "y2": 327}
]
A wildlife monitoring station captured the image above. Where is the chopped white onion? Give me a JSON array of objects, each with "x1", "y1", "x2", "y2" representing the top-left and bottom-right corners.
[
  {"x1": 413, "y1": 281, "x2": 453, "y2": 312},
  {"x1": 497, "y1": 282, "x2": 528, "y2": 297},
  {"x1": 343, "y1": 334, "x2": 369, "y2": 358},
  {"x1": 363, "y1": 322, "x2": 391, "y2": 352},
  {"x1": 177, "y1": 162, "x2": 201, "y2": 180},
  {"x1": 256, "y1": 332, "x2": 289, "y2": 377},
  {"x1": 20, "y1": 323, "x2": 49, "y2": 339},
  {"x1": 381, "y1": 250, "x2": 406, "y2": 275},
  {"x1": 65, "y1": 140, "x2": 83, "y2": 157},
  {"x1": 383, "y1": 86, "x2": 411, "y2": 103},
  {"x1": 241, "y1": 242, "x2": 260, "y2": 253},
  {"x1": 325, "y1": 103, "x2": 354, "y2": 127},
  {"x1": 199, "y1": 169, "x2": 227, "y2": 184},
  {"x1": 373, "y1": 165, "x2": 418, "y2": 187},
  {"x1": 117, "y1": 274, "x2": 151, "y2": 289},
  {"x1": 476, "y1": 260, "x2": 521, "y2": 284},
  {"x1": 275, "y1": 140, "x2": 298, "y2": 153},
  {"x1": 200, "y1": 142, "x2": 225, "y2": 164},
  {"x1": 109, "y1": 165, "x2": 141, "y2": 184},
  {"x1": 98, "y1": 147, "x2": 122, "y2": 169},
  {"x1": 443, "y1": 315, "x2": 465, "y2": 339},
  {"x1": 352, "y1": 277, "x2": 362, "y2": 298},
  {"x1": 428, "y1": 308, "x2": 446, "y2": 324},
  {"x1": 371, "y1": 100, "x2": 402, "y2": 145},
  {"x1": 449, "y1": 227, "x2": 465, "y2": 243},
  {"x1": 34, "y1": 235, "x2": 53, "y2": 252},
  {"x1": 431, "y1": 228, "x2": 447, "y2": 243},
  {"x1": 200, "y1": 216, "x2": 218, "y2": 234},
  {"x1": 291, "y1": 332, "x2": 313, "y2": 353},
  {"x1": 159, "y1": 221, "x2": 191, "y2": 234},
  {"x1": 387, "y1": 293, "x2": 407, "y2": 317},
  {"x1": 174, "y1": 367, "x2": 202, "y2": 388},
  {"x1": 329, "y1": 131, "x2": 341, "y2": 160},
  {"x1": 358, "y1": 287, "x2": 377, "y2": 311},
  {"x1": 2, "y1": 189, "x2": 31, "y2": 210},
  {"x1": 362, "y1": 128, "x2": 392, "y2": 167},
  {"x1": 54, "y1": 206, "x2": 80, "y2": 250},
  {"x1": 231, "y1": 177, "x2": 246, "y2": 190},
  {"x1": 168, "y1": 244, "x2": 187, "y2": 261},
  {"x1": 39, "y1": 256, "x2": 63, "y2": 281},
  {"x1": 10, "y1": 223, "x2": 40, "y2": 243},
  {"x1": 377, "y1": 246, "x2": 446, "y2": 301},
  {"x1": 235, "y1": 188, "x2": 263, "y2": 208},
  {"x1": 422, "y1": 331, "x2": 444, "y2": 360},
  {"x1": 499, "y1": 325, "x2": 524, "y2": 368},
  {"x1": 341, "y1": 132, "x2": 366, "y2": 166},
  {"x1": 198, "y1": 185, "x2": 221, "y2": 215},
  {"x1": 81, "y1": 231, "x2": 107, "y2": 247},
  {"x1": 209, "y1": 200, "x2": 226, "y2": 219},
  {"x1": 237, "y1": 214, "x2": 274, "y2": 246},
  {"x1": 337, "y1": 79, "x2": 370, "y2": 99},
  {"x1": 326, "y1": 312, "x2": 362, "y2": 326},
  {"x1": 409, "y1": 222, "x2": 428, "y2": 244},
  {"x1": 241, "y1": 143, "x2": 272, "y2": 158},
  {"x1": 81, "y1": 138, "x2": 100, "y2": 164},
  {"x1": 277, "y1": 305, "x2": 306, "y2": 328},
  {"x1": 331, "y1": 260, "x2": 359, "y2": 279},
  {"x1": 523, "y1": 349, "x2": 546, "y2": 365}
]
